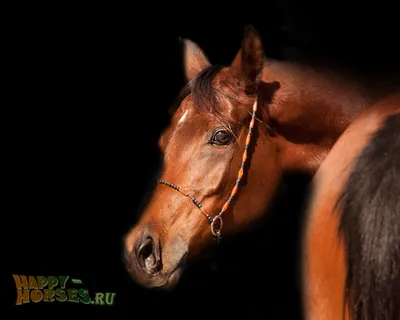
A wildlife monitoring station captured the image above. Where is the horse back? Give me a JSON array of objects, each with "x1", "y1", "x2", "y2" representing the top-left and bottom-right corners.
[{"x1": 302, "y1": 93, "x2": 400, "y2": 320}]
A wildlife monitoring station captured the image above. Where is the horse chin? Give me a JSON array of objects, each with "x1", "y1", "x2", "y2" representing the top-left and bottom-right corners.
[
  {"x1": 142, "y1": 262, "x2": 185, "y2": 291},
  {"x1": 156, "y1": 266, "x2": 184, "y2": 290},
  {"x1": 125, "y1": 247, "x2": 187, "y2": 290}
]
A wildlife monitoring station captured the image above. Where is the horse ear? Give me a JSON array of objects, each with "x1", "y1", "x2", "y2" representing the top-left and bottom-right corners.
[
  {"x1": 230, "y1": 25, "x2": 265, "y2": 92},
  {"x1": 181, "y1": 38, "x2": 211, "y2": 82}
]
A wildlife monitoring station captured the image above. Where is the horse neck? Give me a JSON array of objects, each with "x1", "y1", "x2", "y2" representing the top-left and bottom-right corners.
[{"x1": 261, "y1": 60, "x2": 386, "y2": 175}]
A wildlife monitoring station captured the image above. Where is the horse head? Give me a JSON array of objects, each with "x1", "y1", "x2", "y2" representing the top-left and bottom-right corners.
[{"x1": 123, "y1": 26, "x2": 284, "y2": 289}]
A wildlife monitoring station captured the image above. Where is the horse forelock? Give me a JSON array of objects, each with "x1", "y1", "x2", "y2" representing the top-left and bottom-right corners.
[{"x1": 170, "y1": 64, "x2": 253, "y2": 128}]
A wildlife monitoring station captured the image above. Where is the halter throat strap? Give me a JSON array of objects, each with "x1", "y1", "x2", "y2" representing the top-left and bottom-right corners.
[{"x1": 158, "y1": 99, "x2": 258, "y2": 243}]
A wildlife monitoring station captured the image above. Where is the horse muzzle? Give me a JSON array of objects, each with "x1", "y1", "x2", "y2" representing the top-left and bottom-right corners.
[{"x1": 124, "y1": 225, "x2": 188, "y2": 290}]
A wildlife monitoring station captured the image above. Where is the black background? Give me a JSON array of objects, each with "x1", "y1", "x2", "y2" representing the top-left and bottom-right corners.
[{"x1": 5, "y1": 2, "x2": 399, "y2": 319}]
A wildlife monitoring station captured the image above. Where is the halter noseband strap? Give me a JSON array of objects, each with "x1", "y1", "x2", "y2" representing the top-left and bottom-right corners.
[{"x1": 158, "y1": 99, "x2": 258, "y2": 243}]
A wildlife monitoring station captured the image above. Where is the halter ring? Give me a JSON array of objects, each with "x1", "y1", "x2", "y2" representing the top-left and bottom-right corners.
[{"x1": 211, "y1": 215, "x2": 223, "y2": 237}]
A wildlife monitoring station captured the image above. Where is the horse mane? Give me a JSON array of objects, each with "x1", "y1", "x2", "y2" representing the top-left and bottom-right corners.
[{"x1": 336, "y1": 113, "x2": 400, "y2": 320}]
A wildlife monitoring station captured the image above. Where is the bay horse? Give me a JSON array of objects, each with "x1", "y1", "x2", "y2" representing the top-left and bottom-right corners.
[{"x1": 123, "y1": 25, "x2": 399, "y2": 317}]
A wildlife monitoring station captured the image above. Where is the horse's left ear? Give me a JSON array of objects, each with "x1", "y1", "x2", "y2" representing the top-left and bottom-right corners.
[
  {"x1": 181, "y1": 38, "x2": 211, "y2": 82},
  {"x1": 230, "y1": 25, "x2": 265, "y2": 93}
]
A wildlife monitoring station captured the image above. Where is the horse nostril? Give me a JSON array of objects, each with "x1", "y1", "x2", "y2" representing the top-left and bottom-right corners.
[{"x1": 136, "y1": 235, "x2": 162, "y2": 275}]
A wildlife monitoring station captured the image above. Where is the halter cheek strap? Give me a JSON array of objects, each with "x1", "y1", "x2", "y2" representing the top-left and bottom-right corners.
[{"x1": 158, "y1": 99, "x2": 258, "y2": 243}]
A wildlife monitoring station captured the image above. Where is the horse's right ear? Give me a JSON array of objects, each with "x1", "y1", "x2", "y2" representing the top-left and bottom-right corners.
[
  {"x1": 229, "y1": 25, "x2": 265, "y2": 93},
  {"x1": 181, "y1": 38, "x2": 211, "y2": 82}
]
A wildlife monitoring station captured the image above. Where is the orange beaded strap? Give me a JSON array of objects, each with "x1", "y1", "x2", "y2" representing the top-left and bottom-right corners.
[{"x1": 159, "y1": 99, "x2": 258, "y2": 242}]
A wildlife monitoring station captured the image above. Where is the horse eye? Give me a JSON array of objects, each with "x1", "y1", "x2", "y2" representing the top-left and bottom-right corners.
[{"x1": 210, "y1": 130, "x2": 233, "y2": 145}]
